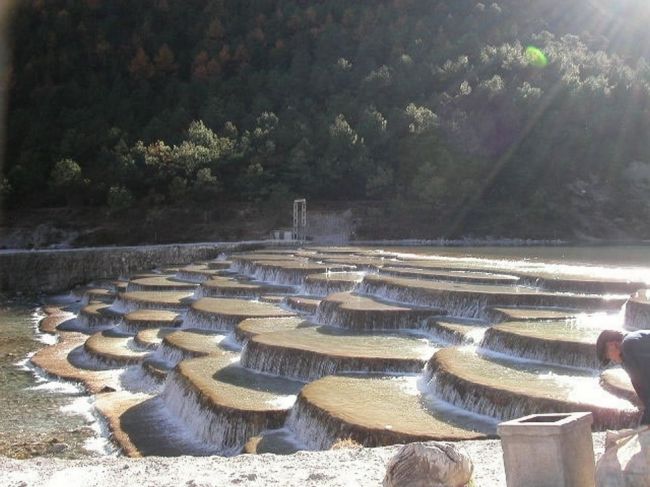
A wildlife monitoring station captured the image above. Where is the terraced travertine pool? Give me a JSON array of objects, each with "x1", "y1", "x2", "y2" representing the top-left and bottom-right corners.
[{"x1": 2, "y1": 245, "x2": 650, "y2": 459}]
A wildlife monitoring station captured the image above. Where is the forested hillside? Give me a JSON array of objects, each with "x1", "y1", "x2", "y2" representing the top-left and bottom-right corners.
[{"x1": 4, "y1": 0, "x2": 650, "y2": 238}]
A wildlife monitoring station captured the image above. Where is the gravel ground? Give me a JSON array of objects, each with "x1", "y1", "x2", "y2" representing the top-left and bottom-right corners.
[{"x1": 0, "y1": 435, "x2": 607, "y2": 487}]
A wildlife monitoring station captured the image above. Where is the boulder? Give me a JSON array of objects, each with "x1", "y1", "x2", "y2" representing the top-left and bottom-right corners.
[
  {"x1": 383, "y1": 442, "x2": 473, "y2": 487},
  {"x1": 596, "y1": 426, "x2": 650, "y2": 487}
]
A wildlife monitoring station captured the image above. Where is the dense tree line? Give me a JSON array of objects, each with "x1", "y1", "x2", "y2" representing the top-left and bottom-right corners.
[{"x1": 4, "y1": 0, "x2": 650, "y2": 233}]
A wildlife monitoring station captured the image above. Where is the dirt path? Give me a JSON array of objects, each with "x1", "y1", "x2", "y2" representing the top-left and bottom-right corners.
[{"x1": 1, "y1": 435, "x2": 607, "y2": 487}]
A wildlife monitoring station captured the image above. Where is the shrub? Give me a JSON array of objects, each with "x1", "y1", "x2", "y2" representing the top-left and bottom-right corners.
[{"x1": 107, "y1": 185, "x2": 134, "y2": 212}]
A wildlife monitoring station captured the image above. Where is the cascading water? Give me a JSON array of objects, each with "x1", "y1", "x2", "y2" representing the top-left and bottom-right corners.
[
  {"x1": 480, "y1": 327, "x2": 598, "y2": 369},
  {"x1": 161, "y1": 372, "x2": 253, "y2": 454},
  {"x1": 15, "y1": 244, "x2": 649, "y2": 459},
  {"x1": 240, "y1": 339, "x2": 425, "y2": 382},
  {"x1": 182, "y1": 308, "x2": 237, "y2": 331}
]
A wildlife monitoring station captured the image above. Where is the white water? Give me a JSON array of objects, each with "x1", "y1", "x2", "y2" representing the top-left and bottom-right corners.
[
  {"x1": 60, "y1": 396, "x2": 117, "y2": 455},
  {"x1": 150, "y1": 342, "x2": 196, "y2": 367},
  {"x1": 357, "y1": 280, "x2": 490, "y2": 318},
  {"x1": 231, "y1": 261, "x2": 308, "y2": 286},
  {"x1": 13, "y1": 246, "x2": 644, "y2": 460},
  {"x1": 16, "y1": 332, "x2": 117, "y2": 456},
  {"x1": 300, "y1": 272, "x2": 366, "y2": 297},
  {"x1": 31, "y1": 309, "x2": 60, "y2": 345},
  {"x1": 284, "y1": 400, "x2": 337, "y2": 451},
  {"x1": 182, "y1": 309, "x2": 240, "y2": 331},
  {"x1": 383, "y1": 249, "x2": 650, "y2": 284},
  {"x1": 119, "y1": 365, "x2": 164, "y2": 394},
  {"x1": 161, "y1": 372, "x2": 284, "y2": 454},
  {"x1": 175, "y1": 271, "x2": 212, "y2": 283}
]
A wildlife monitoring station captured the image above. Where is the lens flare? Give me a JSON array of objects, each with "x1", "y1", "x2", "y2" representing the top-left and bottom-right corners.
[{"x1": 525, "y1": 46, "x2": 548, "y2": 68}]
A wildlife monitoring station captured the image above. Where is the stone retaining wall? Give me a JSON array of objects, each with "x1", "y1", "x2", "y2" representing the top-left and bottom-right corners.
[{"x1": 0, "y1": 241, "x2": 295, "y2": 294}]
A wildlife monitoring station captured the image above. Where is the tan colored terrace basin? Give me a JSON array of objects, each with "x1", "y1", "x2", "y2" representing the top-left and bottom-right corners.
[
  {"x1": 122, "y1": 309, "x2": 182, "y2": 333},
  {"x1": 126, "y1": 276, "x2": 198, "y2": 292},
  {"x1": 427, "y1": 347, "x2": 639, "y2": 429},
  {"x1": 241, "y1": 326, "x2": 434, "y2": 381},
  {"x1": 114, "y1": 291, "x2": 194, "y2": 313},
  {"x1": 95, "y1": 392, "x2": 215, "y2": 457},
  {"x1": 185, "y1": 297, "x2": 295, "y2": 331},
  {"x1": 31, "y1": 332, "x2": 121, "y2": 393},
  {"x1": 84, "y1": 331, "x2": 150, "y2": 366},
  {"x1": 25, "y1": 245, "x2": 643, "y2": 459},
  {"x1": 78, "y1": 302, "x2": 122, "y2": 328},
  {"x1": 233, "y1": 258, "x2": 354, "y2": 285},
  {"x1": 161, "y1": 354, "x2": 303, "y2": 453},
  {"x1": 285, "y1": 296, "x2": 321, "y2": 314},
  {"x1": 489, "y1": 306, "x2": 582, "y2": 322},
  {"x1": 82, "y1": 288, "x2": 116, "y2": 304},
  {"x1": 317, "y1": 255, "x2": 389, "y2": 269},
  {"x1": 231, "y1": 252, "x2": 299, "y2": 261},
  {"x1": 289, "y1": 375, "x2": 489, "y2": 450},
  {"x1": 39, "y1": 312, "x2": 75, "y2": 334},
  {"x1": 516, "y1": 270, "x2": 646, "y2": 294},
  {"x1": 426, "y1": 318, "x2": 488, "y2": 345},
  {"x1": 379, "y1": 266, "x2": 520, "y2": 285},
  {"x1": 175, "y1": 264, "x2": 225, "y2": 282},
  {"x1": 235, "y1": 317, "x2": 313, "y2": 343},
  {"x1": 134, "y1": 327, "x2": 176, "y2": 350},
  {"x1": 199, "y1": 276, "x2": 294, "y2": 298},
  {"x1": 206, "y1": 260, "x2": 232, "y2": 270},
  {"x1": 481, "y1": 320, "x2": 602, "y2": 368},
  {"x1": 316, "y1": 291, "x2": 443, "y2": 330},
  {"x1": 360, "y1": 275, "x2": 626, "y2": 318},
  {"x1": 303, "y1": 271, "x2": 366, "y2": 296},
  {"x1": 157, "y1": 329, "x2": 228, "y2": 365}
]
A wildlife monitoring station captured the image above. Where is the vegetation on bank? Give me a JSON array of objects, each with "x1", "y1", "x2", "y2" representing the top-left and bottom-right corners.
[{"x1": 4, "y1": 0, "x2": 650, "y2": 236}]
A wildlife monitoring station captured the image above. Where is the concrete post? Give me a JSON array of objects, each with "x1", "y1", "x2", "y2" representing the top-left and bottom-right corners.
[{"x1": 498, "y1": 412, "x2": 595, "y2": 487}]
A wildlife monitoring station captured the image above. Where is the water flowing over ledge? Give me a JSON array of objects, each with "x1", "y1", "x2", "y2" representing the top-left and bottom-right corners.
[
  {"x1": 480, "y1": 327, "x2": 599, "y2": 369},
  {"x1": 161, "y1": 369, "x2": 291, "y2": 454},
  {"x1": 425, "y1": 348, "x2": 640, "y2": 429},
  {"x1": 240, "y1": 339, "x2": 425, "y2": 382},
  {"x1": 11, "y1": 244, "x2": 650, "y2": 460}
]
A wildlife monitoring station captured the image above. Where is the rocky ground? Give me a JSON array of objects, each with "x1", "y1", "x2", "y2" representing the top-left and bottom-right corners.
[{"x1": 1, "y1": 434, "x2": 607, "y2": 487}]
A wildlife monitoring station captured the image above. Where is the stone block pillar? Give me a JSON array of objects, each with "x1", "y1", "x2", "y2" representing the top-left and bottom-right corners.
[{"x1": 498, "y1": 412, "x2": 595, "y2": 487}]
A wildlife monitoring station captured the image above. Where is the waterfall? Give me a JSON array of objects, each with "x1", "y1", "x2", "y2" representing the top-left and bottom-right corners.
[
  {"x1": 240, "y1": 340, "x2": 424, "y2": 382},
  {"x1": 69, "y1": 344, "x2": 126, "y2": 371},
  {"x1": 119, "y1": 365, "x2": 164, "y2": 394},
  {"x1": 313, "y1": 299, "x2": 440, "y2": 331},
  {"x1": 480, "y1": 328, "x2": 598, "y2": 369},
  {"x1": 300, "y1": 273, "x2": 365, "y2": 297},
  {"x1": 357, "y1": 280, "x2": 489, "y2": 319},
  {"x1": 425, "y1": 364, "x2": 639, "y2": 430},
  {"x1": 161, "y1": 371, "x2": 288, "y2": 454},
  {"x1": 175, "y1": 271, "x2": 212, "y2": 283},
  {"x1": 183, "y1": 308, "x2": 239, "y2": 332},
  {"x1": 624, "y1": 293, "x2": 650, "y2": 330},
  {"x1": 284, "y1": 398, "x2": 337, "y2": 450},
  {"x1": 149, "y1": 342, "x2": 194, "y2": 367},
  {"x1": 77, "y1": 310, "x2": 119, "y2": 330},
  {"x1": 359, "y1": 278, "x2": 626, "y2": 320},
  {"x1": 230, "y1": 260, "x2": 302, "y2": 285}
]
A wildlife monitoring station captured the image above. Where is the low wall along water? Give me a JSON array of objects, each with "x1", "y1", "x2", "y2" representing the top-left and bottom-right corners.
[{"x1": 0, "y1": 241, "x2": 295, "y2": 294}]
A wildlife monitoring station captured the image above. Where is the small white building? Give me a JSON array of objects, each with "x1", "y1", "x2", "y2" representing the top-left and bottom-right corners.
[{"x1": 270, "y1": 228, "x2": 294, "y2": 240}]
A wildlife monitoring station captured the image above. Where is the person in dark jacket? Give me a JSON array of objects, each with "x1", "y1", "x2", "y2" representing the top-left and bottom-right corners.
[{"x1": 597, "y1": 329, "x2": 650, "y2": 424}]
